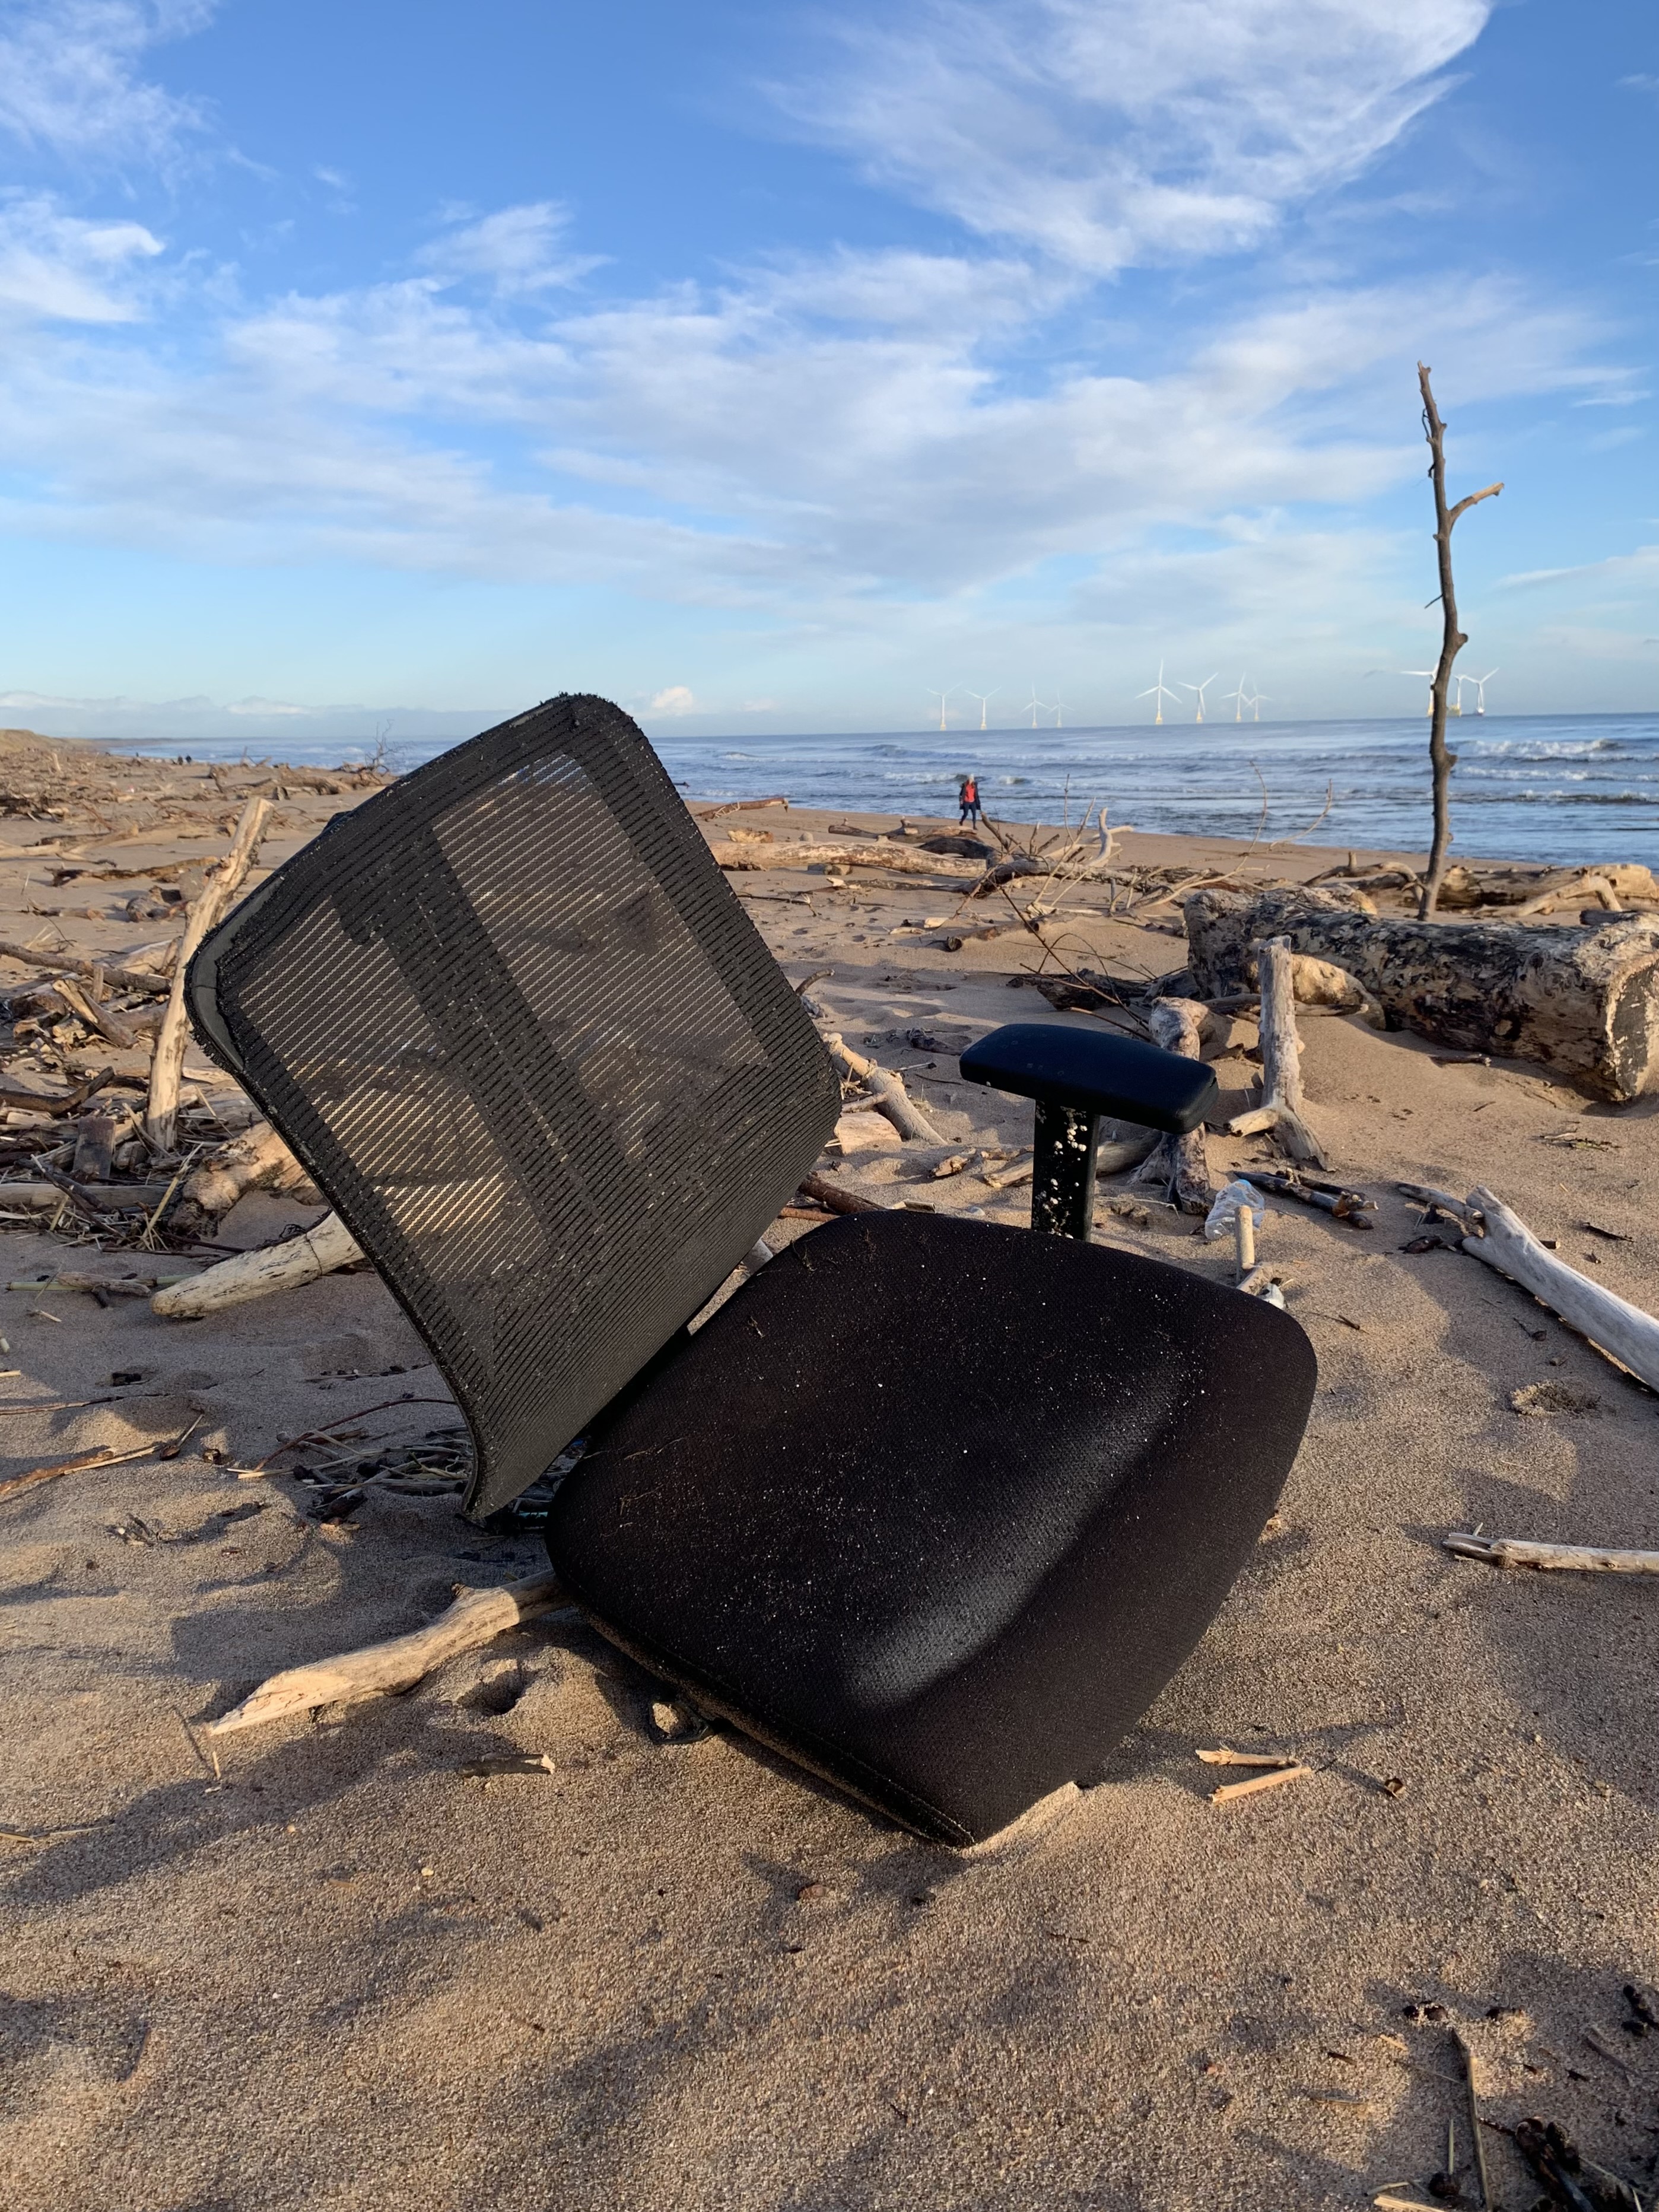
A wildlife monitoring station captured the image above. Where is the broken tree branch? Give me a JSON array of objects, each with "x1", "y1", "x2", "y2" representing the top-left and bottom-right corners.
[
  {"x1": 151, "y1": 1210, "x2": 364, "y2": 1318},
  {"x1": 821, "y1": 1032, "x2": 944, "y2": 1142},
  {"x1": 207, "y1": 1568, "x2": 568, "y2": 1735},
  {"x1": 145, "y1": 796, "x2": 271, "y2": 1153},
  {"x1": 1457, "y1": 1185, "x2": 1659, "y2": 1391},
  {"x1": 1417, "y1": 363, "x2": 1503, "y2": 919},
  {"x1": 1444, "y1": 1533, "x2": 1659, "y2": 1574},
  {"x1": 1225, "y1": 936, "x2": 1329, "y2": 1165}
]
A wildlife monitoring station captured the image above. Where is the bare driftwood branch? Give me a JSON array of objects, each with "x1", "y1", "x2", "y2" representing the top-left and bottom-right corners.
[
  {"x1": 797, "y1": 1172, "x2": 883, "y2": 1216},
  {"x1": 821, "y1": 1032, "x2": 944, "y2": 1143},
  {"x1": 50, "y1": 975, "x2": 136, "y2": 1049},
  {"x1": 0, "y1": 939, "x2": 175, "y2": 997},
  {"x1": 1512, "y1": 870, "x2": 1623, "y2": 919},
  {"x1": 1134, "y1": 997, "x2": 1212, "y2": 1215},
  {"x1": 145, "y1": 796, "x2": 271, "y2": 1152},
  {"x1": 1456, "y1": 1185, "x2": 1659, "y2": 1391},
  {"x1": 1225, "y1": 936, "x2": 1329, "y2": 1164},
  {"x1": 1248, "y1": 1169, "x2": 1375, "y2": 1226},
  {"x1": 1418, "y1": 363, "x2": 1503, "y2": 919},
  {"x1": 1444, "y1": 1532, "x2": 1659, "y2": 1575},
  {"x1": 0, "y1": 1432, "x2": 191, "y2": 1505},
  {"x1": 208, "y1": 1569, "x2": 568, "y2": 1736},
  {"x1": 152, "y1": 1210, "x2": 364, "y2": 1318}
]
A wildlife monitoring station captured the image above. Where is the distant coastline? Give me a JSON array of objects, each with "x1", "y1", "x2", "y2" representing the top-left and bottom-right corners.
[{"x1": 28, "y1": 707, "x2": 1658, "y2": 866}]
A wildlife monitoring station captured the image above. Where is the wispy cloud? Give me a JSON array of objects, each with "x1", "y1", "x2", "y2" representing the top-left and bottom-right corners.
[
  {"x1": 0, "y1": 1, "x2": 217, "y2": 170},
  {"x1": 0, "y1": 212, "x2": 1620, "y2": 621},
  {"x1": 414, "y1": 202, "x2": 606, "y2": 299},
  {"x1": 0, "y1": 190, "x2": 161, "y2": 321},
  {"x1": 772, "y1": 0, "x2": 1493, "y2": 271}
]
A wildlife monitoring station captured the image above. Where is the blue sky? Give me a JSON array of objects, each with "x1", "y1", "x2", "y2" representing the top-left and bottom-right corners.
[{"x1": 0, "y1": 0, "x2": 1652, "y2": 742}]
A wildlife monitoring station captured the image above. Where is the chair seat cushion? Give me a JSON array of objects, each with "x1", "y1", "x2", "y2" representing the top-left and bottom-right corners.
[{"x1": 545, "y1": 1212, "x2": 1316, "y2": 1845}]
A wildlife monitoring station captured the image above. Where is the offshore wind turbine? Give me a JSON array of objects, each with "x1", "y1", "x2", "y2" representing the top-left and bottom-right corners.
[
  {"x1": 1246, "y1": 690, "x2": 1269, "y2": 723},
  {"x1": 1025, "y1": 683, "x2": 1049, "y2": 728},
  {"x1": 963, "y1": 688, "x2": 997, "y2": 730},
  {"x1": 1401, "y1": 669, "x2": 1435, "y2": 717},
  {"x1": 1136, "y1": 660, "x2": 1179, "y2": 724},
  {"x1": 1222, "y1": 673, "x2": 1249, "y2": 722},
  {"x1": 1050, "y1": 694, "x2": 1070, "y2": 727},
  {"x1": 1182, "y1": 673, "x2": 1219, "y2": 723},
  {"x1": 1470, "y1": 668, "x2": 1498, "y2": 715},
  {"x1": 926, "y1": 686, "x2": 955, "y2": 731}
]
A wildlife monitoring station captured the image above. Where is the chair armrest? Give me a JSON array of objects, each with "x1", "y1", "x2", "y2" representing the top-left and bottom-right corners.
[{"x1": 959, "y1": 1021, "x2": 1216, "y2": 1133}]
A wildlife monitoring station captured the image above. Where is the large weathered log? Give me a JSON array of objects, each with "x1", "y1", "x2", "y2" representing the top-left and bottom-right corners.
[
  {"x1": 208, "y1": 1569, "x2": 567, "y2": 1736},
  {"x1": 152, "y1": 1210, "x2": 364, "y2": 1318},
  {"x1": 1185, "y1": 886, "x2": 1659, "y2": 1101}
]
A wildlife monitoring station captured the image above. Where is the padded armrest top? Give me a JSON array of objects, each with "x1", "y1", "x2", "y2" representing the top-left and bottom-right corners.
[{"x1": 959, "y1": 1021, "x2": 1217, "y2": 1133}]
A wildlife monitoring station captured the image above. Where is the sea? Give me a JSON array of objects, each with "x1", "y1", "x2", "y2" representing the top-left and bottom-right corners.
[{"x1": 114, "y1": 710, "x2": 1659, "y2": 867}]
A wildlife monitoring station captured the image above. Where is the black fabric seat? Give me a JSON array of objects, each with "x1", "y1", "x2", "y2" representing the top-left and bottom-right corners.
[
  {"x1": 548, "y1": 1211, "x2": 1314, "y2": 1845},
  {"x1": 186, "y1": 692, "x2": 1318, "y2": 1848}
]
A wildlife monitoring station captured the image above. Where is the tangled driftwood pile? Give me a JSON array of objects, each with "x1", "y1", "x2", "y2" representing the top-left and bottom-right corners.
[{"x1": 0, "y1": 739, "x2": 388, "y2": 1280}]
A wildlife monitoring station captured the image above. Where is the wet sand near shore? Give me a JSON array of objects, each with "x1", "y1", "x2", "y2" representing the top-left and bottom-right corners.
[{"x1": 2, "y1": 748, "x2": 1657, "y2": 2212}]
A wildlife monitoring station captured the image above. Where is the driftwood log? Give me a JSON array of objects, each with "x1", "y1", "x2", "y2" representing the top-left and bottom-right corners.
[
  {"x1": 0, "y1": 1175, "x2": 178, "y2": 1214},
  {"x1": 821, "y1": 1032, "x2": 943, "y2": 1142},
  {"x1": 1225, "y1": 937, "x2": 1329, "y2": 1165},
  {"x1": 1186, "y1": 886, "x2": 1659, "y2": 1102},
  {"x1": 208, "y1": 1569, "x2": 567, "y2": 1736},
  {"x1": 1133, "y1": 997, "x2": 1212, "y2": 1215},
  {"x1": 152, "y1": 1210, "x2": 364, "y2": 1318},
  {"x1": 1420, "y1": 1184, "x2": 1659, "y2": 1392},
  {"x1": 1444, "y1": 1531, "x2": 1659, "y2": 1575},
  {"x1": 714, "y1": 832, "x2": 1132, "y2": 888},
  {"x1": 0, "y1": 939, "x2": 175, "y2": 997},
  {"x1": 167, "y1": 1120, "x2": 321, "y2": 1238},
  {"x1": 145, "y1": 796, "x2": 271, "y2": 1152},
  {"x1": 716, "y1": 840, "x2": 996, "y2": 882}
]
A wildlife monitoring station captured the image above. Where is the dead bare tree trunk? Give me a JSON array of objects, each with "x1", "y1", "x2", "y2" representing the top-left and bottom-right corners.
[{"x1": 1417, "y1": 363, "x2": 1502, "y2": 919}]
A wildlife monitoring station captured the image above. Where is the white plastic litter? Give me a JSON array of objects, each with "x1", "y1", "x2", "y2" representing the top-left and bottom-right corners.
[{"x1": 1203, "y1": 1179, "x2": 1266, "y2": 1243}]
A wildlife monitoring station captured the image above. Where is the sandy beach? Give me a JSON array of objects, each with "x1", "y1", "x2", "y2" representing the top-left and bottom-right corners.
[{"x1": 2, "y1": 740, "x2": 1657, "y2": 2211}]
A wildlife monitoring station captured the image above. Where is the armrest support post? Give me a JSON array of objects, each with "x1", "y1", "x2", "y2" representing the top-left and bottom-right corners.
[{"x1": 1033, "y1": 1103, "x2": 1099, "y2": 1238}]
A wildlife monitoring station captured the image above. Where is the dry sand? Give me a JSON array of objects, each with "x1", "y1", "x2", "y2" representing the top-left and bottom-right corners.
[{"x1": 2, "y1": 758, "x2": 1657, "y2": 2211}]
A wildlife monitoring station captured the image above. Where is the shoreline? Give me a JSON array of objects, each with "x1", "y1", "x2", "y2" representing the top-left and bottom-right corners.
[{"x1": 2, "y1": 740, "x2": 1657, "y2": 2212}]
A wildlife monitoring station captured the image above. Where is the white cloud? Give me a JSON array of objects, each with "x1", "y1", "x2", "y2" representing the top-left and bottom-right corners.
[
  {"x1": 0, "y1": 218, "x2": 1619, "y2": 627},
  {"x1": 772, "y1": 0, "x2": 1493, "y2": 271},
  {"x1": 0, "y1": 190, "x2": 161, "y2": 321},
  {"x1": 1499, "y1": 546, "x2": 1659, "y2": 592},
  {"x1": 648, "y1": 685, "x2": 698, "y2": 715},
  {"x1": 415, "y1": 202, "x2": 605, "y2": 298},
  {"x1": 0, "y1": 1, "x2": 215, "y2": 170}
]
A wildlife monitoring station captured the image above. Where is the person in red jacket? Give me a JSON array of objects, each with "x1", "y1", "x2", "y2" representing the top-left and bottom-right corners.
[{"x1": 958, "y1": 773, "x2": 982, "y2": 826}]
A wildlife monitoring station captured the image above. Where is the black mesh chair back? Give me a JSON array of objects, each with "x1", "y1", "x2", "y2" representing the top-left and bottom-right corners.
[{"x1": 186, "y1": 695, "x2": 842, "y2": 1517}]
